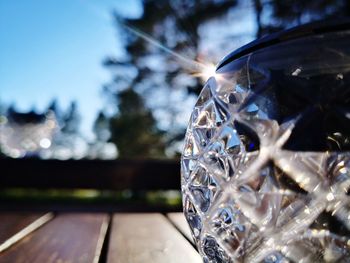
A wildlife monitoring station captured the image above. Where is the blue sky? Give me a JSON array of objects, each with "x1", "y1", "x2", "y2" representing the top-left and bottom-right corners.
[{"x1": 0, "y1": 0, "x2": 141, "y2": 139}]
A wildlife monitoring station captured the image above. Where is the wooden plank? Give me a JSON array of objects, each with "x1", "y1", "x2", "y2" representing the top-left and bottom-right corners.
[
  {"x1": 167, "y1": 212, "x2": 194, "y2": 245},
  {"x1": 0, "y1": 158, "x2": 180, "y2": 190},
  {"x1": 0, "y1": 213, "x2": 53, "y2": 252},
  {"x1": 107, "y1": 213, "x2": 201, "y2": 263},
  {"x1": 0, "y1": 213, "x2": 109, "y2": 263}
]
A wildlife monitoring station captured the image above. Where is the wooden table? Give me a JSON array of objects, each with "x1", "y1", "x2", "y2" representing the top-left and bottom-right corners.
[{"x1": 0, "y1": 212, "x2": 201, "y2": 263}]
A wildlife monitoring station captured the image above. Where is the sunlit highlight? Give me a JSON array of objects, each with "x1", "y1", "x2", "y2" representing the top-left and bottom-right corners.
[
  {"x1": 192, "y1": 63, "x2": 217, "y2": 82},
  {"x1": 40, "y1": 138, "x2": 51, "y2": 149}
]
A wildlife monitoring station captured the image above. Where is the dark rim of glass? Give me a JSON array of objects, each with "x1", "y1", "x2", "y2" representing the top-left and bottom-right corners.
[{"x1": 216, "y1": 19, "x2": 350, "y2": 70}]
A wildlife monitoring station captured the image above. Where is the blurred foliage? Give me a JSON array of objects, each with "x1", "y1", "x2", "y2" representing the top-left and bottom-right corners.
[
  {"x1": 61, "y1": 101, "x2": 80, "y2": 135},
  {"x1": 103, "y1": 0, "x2": 239, "y2": 157},
  {"x1": 100, "y1": 0, "x2": 350, "y2": 158},
  {"x1": 93, "y1": 111, "x2": 110, "y2": 142},
  {"x1": 2, "y1": 0, "x2": 350, "y2": 159},
  {"x1": 0, "y1": 100, "x2": 117, "y2": 159},
  {"x1": 255, "y1": 0, "x2": 350, "y2": 37},
  {"x1": 109, "y1": 88, "x2": 166, "y2": 158},
  {"x1": 0, "y1": 188, "x2": 182, "y2": 208}
]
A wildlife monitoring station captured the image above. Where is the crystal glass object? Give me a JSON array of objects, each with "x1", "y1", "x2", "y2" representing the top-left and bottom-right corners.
[{"x1": 181, "y1": 22, "x2": 350, "y2": 262}]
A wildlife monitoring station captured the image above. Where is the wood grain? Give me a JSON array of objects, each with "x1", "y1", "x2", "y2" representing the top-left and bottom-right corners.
[
  {"x1": 107, "y1": 213, "x2": 201, "y2": 263},
  {"x1": 0, "y1": 213, "x2": 48, "y2": 245},
  {"x1": 167, "y1": 212, "x2": 194, "y2": 245},
  {"x1": 0, "y1": 213, "x2": 109, "y2": 263},
  {"x1": 0, "y1": 212, "x2": 53, "y2": 253}
]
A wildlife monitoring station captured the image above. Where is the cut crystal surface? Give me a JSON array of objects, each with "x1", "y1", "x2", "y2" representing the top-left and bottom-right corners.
[{"x1": 181, "y1": 30, "x2": 350, "y2": 262}]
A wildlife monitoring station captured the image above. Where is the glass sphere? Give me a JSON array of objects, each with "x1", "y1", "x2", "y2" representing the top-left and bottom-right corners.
[{"x1": 181, "y1": 22, "x2": 350, "y2": 263}]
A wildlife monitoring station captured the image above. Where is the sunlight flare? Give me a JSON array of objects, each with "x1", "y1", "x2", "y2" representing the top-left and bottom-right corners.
[
  {"x1": 192, "y1": 63, "x2": 217, "y2": 82},
  {"x1": 122, "y1": 22, "x2": 217, "y2": 83}
]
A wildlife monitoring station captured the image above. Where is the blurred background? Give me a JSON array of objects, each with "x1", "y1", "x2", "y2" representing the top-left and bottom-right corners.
[
  {"x1": 1, "y1": 0, "x2": 350, "y2": 160},
  {"x1": 1, "y1": 0, "x2": 350, "y2": 210}
]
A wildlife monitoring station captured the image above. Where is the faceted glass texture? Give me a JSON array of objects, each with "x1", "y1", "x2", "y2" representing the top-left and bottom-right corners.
[{"x1": 181, "y1": 30, "x2": 350, "y2": 263}]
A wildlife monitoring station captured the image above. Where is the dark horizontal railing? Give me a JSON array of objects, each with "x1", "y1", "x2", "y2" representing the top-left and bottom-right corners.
[{"x1": 0, "y1": 158, "x2": 181, "y2": 190}]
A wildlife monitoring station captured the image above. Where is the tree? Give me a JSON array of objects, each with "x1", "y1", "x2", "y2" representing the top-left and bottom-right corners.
[
  {"x1": 0, "y1": 101, "x2": 6, "y2": 158},
  {"x1": 105, "y1": 0, "x2": 241, "y2": 155},
  {"x1": 255, "y1": 0, "x2": 350, "y2": 36},
  {"x1": 47, "y1": 99, "x2": 62, "y2": 126},
  {"x1": 109, "y1": 88, "x2": 165, "y2": 158},
  {"x1": 62, "y1": 101, "x2": 80, "y2": 135},
  {"x1": 93, "y1": 111, "x2": 110, "y2": 142},
  {"x1": 106, "y1": 0, "x2": 350, "y2": 157},
  {"x1": 49, "y1": 100, "x2": 87, "y2": 159},
  {"x1": 0, "y1": 100, "x2": 6, "y2": 116},
  {"x1": 110, "y1": 0, "x2": 239, "y2": 93}
]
